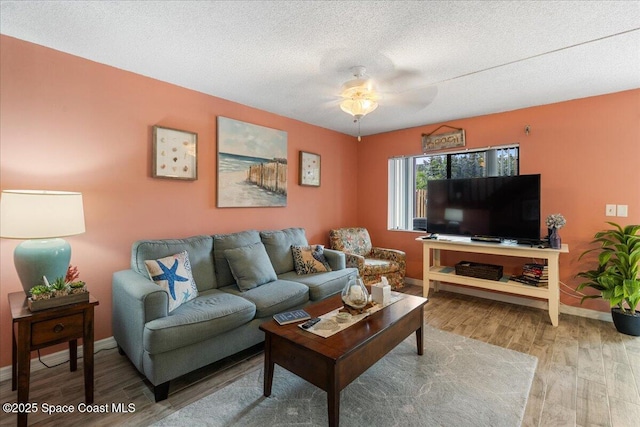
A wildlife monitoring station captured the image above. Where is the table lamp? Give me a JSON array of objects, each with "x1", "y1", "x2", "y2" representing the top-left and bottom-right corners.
[{"x1": 0, "y1": 190, "x2": 85, "y2": 295}]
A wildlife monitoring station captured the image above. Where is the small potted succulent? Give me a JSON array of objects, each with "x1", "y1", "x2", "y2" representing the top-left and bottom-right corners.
[
  {"x1": 66, "y1": 265, "x2": 87, "y2": 294},
  {"x1": 69, "y1": 281, "x2": 87, "y2": 294},
  {"x1": 29, "y1": 285, "x2": 52, "y2": 301},
  {"x1": 50, "y1": 277, "x2": 69, "y2": 297}
]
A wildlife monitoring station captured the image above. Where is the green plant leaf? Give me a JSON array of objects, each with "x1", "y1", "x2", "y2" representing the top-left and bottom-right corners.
[
  {"x1": 623, "y1": 279, "x2": 640, "y2": 313},
  {"x1": 575, "y1": 221, "x2": 640, "y2": 311},
  {"x1": 598, "y1": 251, "x2": 612, "y2": 266}
]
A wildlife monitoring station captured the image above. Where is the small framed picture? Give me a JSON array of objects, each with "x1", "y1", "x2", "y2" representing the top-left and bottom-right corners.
[
  {"x1": 299, "y1": 151, "x2": 321, "y2": 187},
  {"x1": 152, "y1": 126, "x2": 198, "y2": 180}
]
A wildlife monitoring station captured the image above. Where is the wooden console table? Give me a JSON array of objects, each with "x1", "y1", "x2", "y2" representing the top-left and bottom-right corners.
[
  {"x1": 8, "y1": 291, "x2": 99, "y2": 427},
  {"x1": 417, "y1": 237, "x2": 568, "y2": 326}
]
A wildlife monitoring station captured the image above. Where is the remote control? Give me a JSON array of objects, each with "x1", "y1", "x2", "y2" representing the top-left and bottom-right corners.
[{"x1": 301, "y1": 318, "x2": 321, "y2": 329}]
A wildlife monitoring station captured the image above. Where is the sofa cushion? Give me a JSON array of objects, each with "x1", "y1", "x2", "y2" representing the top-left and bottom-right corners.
[
  {"x1": 213, "y1": 230, "x2": 261, "y2": 287},
  {"x1": 224, "y1": 242, "x2": 278, "y2": 291},
  {"x1": 292, "y1": 245, "x2": 332, "y2": 274},
  {"x1": 132, "y1": 235, "x2": 215, "y2": 292},
  {"x1": 144, "y1": 251, "x2": 199, "y2": 312},
  {"x1": 279, "y1": 268, "x2": 358, "y2": 301},
  {"x1": 364, "y1": 258, "x2": 401, "y2": 276},
  {"x1": 143, "y1": 289, "x2": 256, "y2": 355},
  {"x1": 220, "y1": 280, "x2": 309, "y2": 318},
  {"x1": 260, "y1": 227, "x2": 308, "y2": 274}
]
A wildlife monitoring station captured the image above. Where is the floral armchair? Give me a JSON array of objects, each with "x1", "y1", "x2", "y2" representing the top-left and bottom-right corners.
[{"x1": 329, "y1": 227, "x2": 406, "y2": 289}]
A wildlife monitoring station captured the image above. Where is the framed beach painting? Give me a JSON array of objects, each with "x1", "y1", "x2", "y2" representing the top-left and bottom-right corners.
[
  {"x1": 217, "y1": 117, "x2": 288, "y2": 207},
  {"x1": 152, "y1": 126, "x2": 197, "y2": 180}
]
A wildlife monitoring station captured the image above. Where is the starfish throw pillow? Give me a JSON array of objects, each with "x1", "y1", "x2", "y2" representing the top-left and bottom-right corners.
[{"x1": 144, "y1": 250, "x2": 199, "y2": 312}]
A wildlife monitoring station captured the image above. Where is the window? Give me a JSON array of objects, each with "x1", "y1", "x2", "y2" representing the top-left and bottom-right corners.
[{"x1": 388, "y1": 145, "x2": 519, "y2": 231}]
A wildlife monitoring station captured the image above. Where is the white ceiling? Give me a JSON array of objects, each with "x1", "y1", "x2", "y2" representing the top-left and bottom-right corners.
[{"x1": 1, "y1": 1, "x2": 639, "y2": 138}]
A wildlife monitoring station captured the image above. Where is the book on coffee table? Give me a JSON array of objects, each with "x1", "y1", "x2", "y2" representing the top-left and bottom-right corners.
[{"x1": 273, "y1": 309, "x2": 311, "y2": 325}]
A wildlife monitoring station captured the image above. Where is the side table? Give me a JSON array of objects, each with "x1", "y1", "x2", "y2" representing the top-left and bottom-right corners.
[{"x1": 8, "y1": 291, "x2": 99, "y2": 427}]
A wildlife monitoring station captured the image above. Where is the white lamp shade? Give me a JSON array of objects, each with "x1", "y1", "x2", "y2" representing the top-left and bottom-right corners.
[{"x1": 0, "y1": 190, "x2": 86, "y2": 239}]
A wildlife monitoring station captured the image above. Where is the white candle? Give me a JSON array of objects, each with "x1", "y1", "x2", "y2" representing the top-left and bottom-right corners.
[{"x1": 350, "y1": 285, "x2": 364, "y2": 303}]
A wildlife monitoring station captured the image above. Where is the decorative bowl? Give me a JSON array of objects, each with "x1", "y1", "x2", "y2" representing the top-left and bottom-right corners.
[{"x1": 336, "y1": 312, "x2": 352, "y2": 323}]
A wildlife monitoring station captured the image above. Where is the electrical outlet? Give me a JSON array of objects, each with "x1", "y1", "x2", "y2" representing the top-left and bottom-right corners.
[
  {"x1": 617, "y1": 205, "x2": 628, "y2": 217},
  {"x1": 605, "y1": 204, "x2": 616, "y2": 216}
]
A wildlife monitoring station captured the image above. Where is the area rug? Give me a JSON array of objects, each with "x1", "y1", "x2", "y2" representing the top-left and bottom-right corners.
[{"x1": 153, "y1": 325, "x2": 537, "y2": 427}]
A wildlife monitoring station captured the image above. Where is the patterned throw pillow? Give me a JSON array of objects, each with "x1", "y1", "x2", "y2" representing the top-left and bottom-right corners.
[
  {"x1": 292, "y1": 245, "x2": 332, "y2": 275},
  {"x1": 144, "y1": 251, "x2": 199, "y2": 312}
]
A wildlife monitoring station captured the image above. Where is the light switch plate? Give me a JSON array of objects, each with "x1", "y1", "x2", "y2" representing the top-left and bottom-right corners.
[
  {"x1": 606, "y1": 204, "x2": 616, "y2": 216},
  {"x1": 617, "y1": 205, "x2": 628, "y2": 217}
]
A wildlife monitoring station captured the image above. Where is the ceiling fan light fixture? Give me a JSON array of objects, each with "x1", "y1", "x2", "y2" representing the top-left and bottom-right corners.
[
  {"x1": 340, "y1": 76, "x2": 375, "y2": 95},
  {"x1": 339, "y1": 92, "x2": 379, "y2": 119},
  {"x1": 339, "y1": 66, "x2": 379, "y2": 120}
]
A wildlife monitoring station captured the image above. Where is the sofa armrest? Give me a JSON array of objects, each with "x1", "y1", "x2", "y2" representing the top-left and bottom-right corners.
[
  {"x1": 370, "y1": 247, "x2": 407, "y2": 274},
  {"x1": 112, "y1": 269, "x2": 168, "y2": 369},
  {"x1": 323, "y1": 248, "x2": 346, "y2": 270}
]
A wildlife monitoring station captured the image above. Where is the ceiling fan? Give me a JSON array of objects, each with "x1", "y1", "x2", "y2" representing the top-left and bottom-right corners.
[{"x1": 337, "y1": 65, "x2": 437, "y2": 141}]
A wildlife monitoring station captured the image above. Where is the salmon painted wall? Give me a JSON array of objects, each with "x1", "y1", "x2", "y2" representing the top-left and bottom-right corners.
[
  {"x1": 0, "y1": 36, "x2": 358, "y2": 368},
  {"x1": 357, "y1": 89, "x2": 640, "y2": 312},
  {"x1": 1, "y1": 34, "x2": 638, "y2": 370}
]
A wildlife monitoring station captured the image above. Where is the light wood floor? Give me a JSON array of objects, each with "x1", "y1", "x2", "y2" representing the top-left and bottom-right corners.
[{"x1": 2, "y1": 285, "x2": 639, "y2": 426}]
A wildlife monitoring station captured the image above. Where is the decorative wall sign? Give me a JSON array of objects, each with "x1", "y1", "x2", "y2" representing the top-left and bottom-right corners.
[
  {"x1": 299, "y1": 151, "x2": 321, "y2": 187},
  {"x1": 422, "y1": 126, "x2": 465, "y2": 152},
  {"x1": 152, "y1": 126, "x2": 198, "y2": 180},
  {"x1": 217, "y1": 117, "x2": 288, "y2": 207}
]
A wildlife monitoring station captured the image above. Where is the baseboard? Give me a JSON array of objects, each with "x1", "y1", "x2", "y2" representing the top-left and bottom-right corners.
[
  {"x1": 405, "y1": 277, "x2": 612, "y2": 323},
  {"x1": 0, "y1": 336, "x2": 118, "y2": 383},
  {"x1": 558, "y1": 303, "x2": 613, "y2": 322}
]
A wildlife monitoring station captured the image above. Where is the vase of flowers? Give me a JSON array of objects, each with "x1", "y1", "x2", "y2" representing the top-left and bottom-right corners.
[{"x1": 546, "y1": 213, "x2": 566, "y2": 249}]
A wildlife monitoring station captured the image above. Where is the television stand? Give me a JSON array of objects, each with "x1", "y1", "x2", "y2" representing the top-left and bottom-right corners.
[{"x1": 417, "y1": 237, "x2": 569, "y2": 326}]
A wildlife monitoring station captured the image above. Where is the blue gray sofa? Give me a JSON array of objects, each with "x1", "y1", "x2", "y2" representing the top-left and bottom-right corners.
[{"x1": 111, "y1": 228, "x2": 357, "y2": 401}]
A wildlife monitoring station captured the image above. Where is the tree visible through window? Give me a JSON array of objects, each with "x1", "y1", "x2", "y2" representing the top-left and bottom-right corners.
[{"x1": 388, "y1": 145, "x2": 519, "y2": 231}]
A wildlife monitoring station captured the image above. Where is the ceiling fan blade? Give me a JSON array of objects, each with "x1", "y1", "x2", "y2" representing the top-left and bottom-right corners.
[
  {"x1": 377, "y1": 68, "x2": 425, "y2": 90},
  {"x1": 319, "y1": 50, "x2": 396, "y2": 78},
  {"x1": 382, "y1": 85, "x2": 438, "y2": 111}
]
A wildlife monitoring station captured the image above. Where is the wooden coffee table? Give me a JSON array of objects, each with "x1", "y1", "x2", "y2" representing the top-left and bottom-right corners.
[{"x1": 259, "y1": 292, "x2": 428, "y2": 427}]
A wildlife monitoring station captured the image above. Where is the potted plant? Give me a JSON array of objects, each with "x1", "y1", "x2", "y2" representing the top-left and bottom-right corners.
[
  {"x1": 50, "y1": 277, "x2": 69, "y2": 297},
  {"x1": 29, "y1": 285, "x2": 52, "y2": 301},
  {"x1": 69, "y1": 281, "x2": 87, "y2": 294},
  {"x1": 576, "y1": 222, "x2": 640, "y2": 336}
]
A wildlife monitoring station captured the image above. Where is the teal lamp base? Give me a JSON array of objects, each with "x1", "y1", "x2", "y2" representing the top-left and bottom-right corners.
[{"x1": 14, "y1": 238, "x2": 71, "y2": 295}]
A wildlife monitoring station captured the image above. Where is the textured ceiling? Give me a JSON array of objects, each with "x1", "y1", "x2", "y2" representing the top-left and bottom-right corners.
[{"x1": 1, "y1": 1, "x2": 639, "y2": 138}]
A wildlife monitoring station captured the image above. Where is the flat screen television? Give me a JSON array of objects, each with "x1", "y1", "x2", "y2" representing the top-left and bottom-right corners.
[{"x1": 426, "y1": 174, "x2": 541, "y2": 242}]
